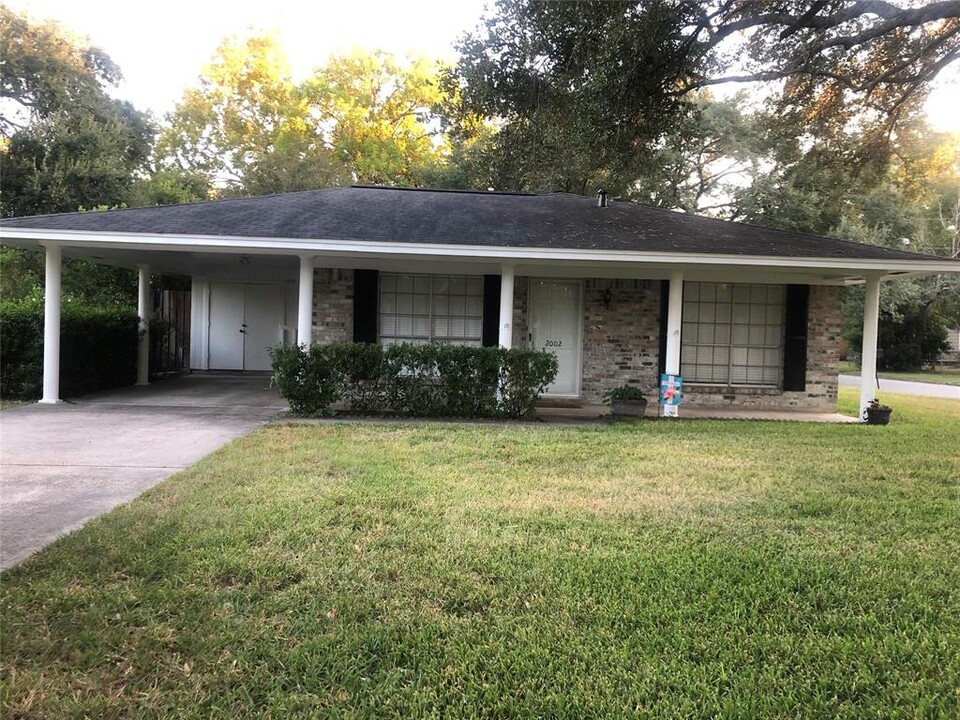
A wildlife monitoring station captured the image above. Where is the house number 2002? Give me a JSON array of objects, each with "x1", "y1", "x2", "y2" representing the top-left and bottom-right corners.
[{"x1": 544, "y1": 340, "x2": 563, "y2": 347}]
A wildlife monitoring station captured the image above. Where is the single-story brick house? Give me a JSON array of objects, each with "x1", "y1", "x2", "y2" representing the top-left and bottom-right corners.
[{"x1": 2, "y1": 186, "x2": 957, "y2": 419}]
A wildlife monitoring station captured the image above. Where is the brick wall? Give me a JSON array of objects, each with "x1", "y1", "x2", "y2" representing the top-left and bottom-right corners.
[
  {"x1": 580, "y1": 279, "x2": 662, "y2": 403},
  {"x1": 311, "y1": 268, "x2": 353, "y2": 343}
]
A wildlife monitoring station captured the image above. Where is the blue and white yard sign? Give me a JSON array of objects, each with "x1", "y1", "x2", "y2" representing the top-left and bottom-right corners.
[{"x1": 660, "y1": 373, "x2": 682, "y2": 417}]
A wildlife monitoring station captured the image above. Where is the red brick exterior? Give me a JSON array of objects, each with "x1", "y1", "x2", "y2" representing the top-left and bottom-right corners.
[{"x1": 311, "y1": 268, "x2": 353, "y2": 343}]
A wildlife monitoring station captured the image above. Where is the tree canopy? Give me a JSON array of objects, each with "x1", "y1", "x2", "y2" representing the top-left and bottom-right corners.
[
  {"x1": 0, "y1": 6, "x2": 154, "y2": 217},
  {"x1": 157, "y1": 39, "x2": 449, "y2": 194},
  {"x1": 448, "y1": 0, "x2": 960, "y2": 194}
]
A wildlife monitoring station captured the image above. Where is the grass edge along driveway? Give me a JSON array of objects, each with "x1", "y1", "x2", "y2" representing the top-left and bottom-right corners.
[{"x1": 2, "y1": 389, "x2": 959, "y2": 718}]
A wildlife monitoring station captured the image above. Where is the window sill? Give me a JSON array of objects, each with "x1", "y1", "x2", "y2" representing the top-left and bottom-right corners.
[{"x1": 683, "y1": 383, "x2": 783, "y2": 395}]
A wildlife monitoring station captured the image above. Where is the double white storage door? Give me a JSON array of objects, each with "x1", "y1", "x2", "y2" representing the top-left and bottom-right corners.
[{"x1": 208, "y1": 283, "x2": 282, "y2": 371}]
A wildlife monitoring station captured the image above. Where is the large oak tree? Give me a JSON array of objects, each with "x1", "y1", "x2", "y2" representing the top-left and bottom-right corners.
[{"x1": 448, "y1": 0, "x2": 960, "y2": 194}]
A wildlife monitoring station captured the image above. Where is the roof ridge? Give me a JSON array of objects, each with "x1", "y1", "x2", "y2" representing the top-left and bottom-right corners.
[{"x1": 350, "y1": 184, "x2": 536, "y2": 197}]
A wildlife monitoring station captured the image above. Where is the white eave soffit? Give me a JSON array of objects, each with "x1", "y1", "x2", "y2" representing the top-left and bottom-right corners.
[{"x1": 2, "y1": 227, "x2": 958, "y2": 276}]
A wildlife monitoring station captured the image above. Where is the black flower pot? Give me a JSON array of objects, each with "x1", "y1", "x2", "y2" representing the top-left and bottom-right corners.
[{"x1": 865, "y1": 406, "x2": 892, "y2": 425}]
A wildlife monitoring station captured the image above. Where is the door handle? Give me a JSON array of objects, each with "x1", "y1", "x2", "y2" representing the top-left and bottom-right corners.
[{"x1": 239, "y1": 328, "x2": 246, "y2": 334}]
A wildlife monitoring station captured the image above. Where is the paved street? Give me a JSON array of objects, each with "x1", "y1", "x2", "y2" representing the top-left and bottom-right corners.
[{"x1": 838, "y1": 374, "x2": 960, "y2": 400}]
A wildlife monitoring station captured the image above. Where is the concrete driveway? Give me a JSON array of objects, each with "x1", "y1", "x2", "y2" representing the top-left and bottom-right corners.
[{"x1": 0, "y1": 374, "x2": 286, "y2": 570}]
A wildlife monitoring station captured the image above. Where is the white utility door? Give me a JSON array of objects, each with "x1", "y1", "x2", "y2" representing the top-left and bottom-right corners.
[
  {"x1": 208, "y1": 283, "x2": 244, "y2": 370},
  {"x1": 208, "y1": 282, "x2": 282, "y2": 371},
  {"x1": 530, "y1": 280, "x2": 581, "y2": 396},
  {"x1": 242, "y1": 283, "x2": 282, "y2": 371}
]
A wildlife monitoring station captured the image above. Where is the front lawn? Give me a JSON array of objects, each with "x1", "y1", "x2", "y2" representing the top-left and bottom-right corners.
[{"x1": 2, "y1": 389, "x2": 959, "y2": 718}]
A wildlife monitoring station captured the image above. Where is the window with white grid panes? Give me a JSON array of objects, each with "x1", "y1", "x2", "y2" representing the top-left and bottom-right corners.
[
  {"x1": 379, "y1": 273, "x2": 484, "y2": 346},
  {"x1": 680, "y1": 282, "x2": 784, "y2": 386}
]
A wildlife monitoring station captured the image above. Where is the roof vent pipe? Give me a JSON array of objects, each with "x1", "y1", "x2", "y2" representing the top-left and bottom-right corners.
[{"x1": 597, "y1": 189, "x2": 607, "y2": 207}]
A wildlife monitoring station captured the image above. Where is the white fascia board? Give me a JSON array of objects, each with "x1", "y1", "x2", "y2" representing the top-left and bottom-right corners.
[{"x1": 3, "y1": 227, "x2": 958, "y2": 275}]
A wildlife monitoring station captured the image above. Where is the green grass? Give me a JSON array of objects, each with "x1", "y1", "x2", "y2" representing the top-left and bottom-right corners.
[
  {"x1": 838, "y1": 360, "x2": 960, "y2": 386},
  {"x1": 2, "y1": 389, "x2": 959, "y2": 718}
]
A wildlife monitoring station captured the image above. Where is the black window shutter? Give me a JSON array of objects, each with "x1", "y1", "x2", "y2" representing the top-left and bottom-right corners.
[
  {"x1": 658, "y1": 279, "x2": 669, "y2": 376},
  {"x1": 782, "y1": 284, "x2": 810, "y2": 391},
  {"x1": 353, "y1": 269, "x2": 379, "y2": 343},
  {"x1": 482, "y1": 275, "x2": 502, "y2": 347}
]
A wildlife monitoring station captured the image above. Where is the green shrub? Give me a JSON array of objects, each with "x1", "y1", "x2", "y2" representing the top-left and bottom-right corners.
[
  {"x1": 0, "y1": 299, "x2": 138, "y2": 399},
  {"x1": 498, "y1": 348, "x2": 561, "y2": 419},
  {"x1": 269, "y1": 343, "x2": 342, "y2": 416},
  {"x1": 270, "y1": 342, "x2": 558, "y2": 419},
  {"x1": 877, "y1": 307, "x2": 950, "y2": 371}
]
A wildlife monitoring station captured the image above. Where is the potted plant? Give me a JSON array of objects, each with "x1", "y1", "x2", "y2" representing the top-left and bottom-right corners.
[
  {"x1": 603, "y1": 384, "x2": 648, "y2": 418},
  {"x1": 864, "y1": 399, "x2": 893, "y2": 425}
]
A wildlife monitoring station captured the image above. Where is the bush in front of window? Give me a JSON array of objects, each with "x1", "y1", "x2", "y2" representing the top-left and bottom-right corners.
[{"x1": 269, "y1": 342, "x2": 559, "y2": 419}]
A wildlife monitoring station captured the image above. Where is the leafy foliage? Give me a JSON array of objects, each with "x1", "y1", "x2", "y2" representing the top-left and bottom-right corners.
[
  {"x1": 303, "y1": 50, "x2": 449, "y2": 185},
  {"x1": 0, "y1": 7, "x2": 154, "y2": 217},
  {"x1": 158, "y1": 39, "x2": 448, "y2": 194},
  {"x1": 448, "y1": 0, "x2": 696, "y2": 194},
  {"x1": 447, "y1": 0, "x2": 960, "y2": 195},
  {"x1": 0, "y1": 247, "x2": 136, "y2": 307},
  {"x1": 270, "y1": 342, "x2": 558, "y2": 419},
  {"x1": 156, "y1": 34, "x2": 346, "y2": 194},
  {"x1": 0, "y1": 298, "x2": 138, "y2": 399}
]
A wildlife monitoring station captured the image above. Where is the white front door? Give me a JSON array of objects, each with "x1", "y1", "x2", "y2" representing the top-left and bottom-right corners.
[
  {"x1": 530, "y1": 279, "x2": 582, "y2": 396},
  {"x1": 208, "y1": 282, "x2": 282, "y2": 371}
]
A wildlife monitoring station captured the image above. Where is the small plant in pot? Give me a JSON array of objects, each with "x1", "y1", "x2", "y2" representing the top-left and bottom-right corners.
[
  {"x1": 864, "y1": 398, "x2": 893, "y2": 425},
  {"x1": 603, "y1": 384, "x2": 648, "y2": 418}
]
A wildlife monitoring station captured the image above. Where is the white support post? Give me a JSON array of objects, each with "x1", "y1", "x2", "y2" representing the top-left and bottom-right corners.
[
  {"x1": 663, "y1": 271, "x2": 684, "y2": 418},
  {"x1": 498, "y1": 264, "x2": 515, "y2": 349},
  {"x1": 136, "y1": 264, "x2": 151, "y2": 386},
  {"x1": 189, "y1": 276, "x2": 209, "y2": 370},
  {"x1": 859, "y1": 273, "x2": 882, "y2": 421},
  {"x1": 40, "y1": 243, "x2": 63, "y2": 404},
  {"x1": 297, "y1": 254, "x2": 315, "y2": 347}
]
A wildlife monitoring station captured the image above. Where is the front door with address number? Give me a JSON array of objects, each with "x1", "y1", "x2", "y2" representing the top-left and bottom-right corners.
[{"x1": 530, "y1": 280, "x2": 581, "y2": 396}]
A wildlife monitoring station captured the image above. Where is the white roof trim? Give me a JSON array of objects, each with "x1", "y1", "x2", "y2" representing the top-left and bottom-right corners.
[{"x1": 2, "y1": 227, "x2": 958, "y2": 274}]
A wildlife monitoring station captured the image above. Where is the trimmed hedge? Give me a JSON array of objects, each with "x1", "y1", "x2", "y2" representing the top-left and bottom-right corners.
[
  {"x1": 0, "y1": 300, "x2": 138, "y2": 399},
  {"x1": 270, "y1": 342, "x2": 559, "y2": 419}
]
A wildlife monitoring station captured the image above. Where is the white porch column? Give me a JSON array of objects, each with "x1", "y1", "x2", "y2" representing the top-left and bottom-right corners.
[
  {"x1": 498, "y1": 264, "x2": 515, "y2": 348},
  {"x1": 297, "y1": 254, "x2": 315, "y2": 347},
  {"x1": 189, "y1": 276, "x2": 209, "y2": 370},
  {"x1": 136, "y1": 264, "x2": 151, "y2": 386},
  {"x1": 859, "y1": 273, "x2": 882, "y2": 421},
  {"x1": 663, "y1": 271, "x2": 684, "y2": 418},
  {"x1": 40, "y1": 243, "x2": 63, "y2": 404}
]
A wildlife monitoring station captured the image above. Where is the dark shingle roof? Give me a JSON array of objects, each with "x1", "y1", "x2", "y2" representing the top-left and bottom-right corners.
[{"x1": 0, "y1": 185, "x2": 933, "y2": 262}]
